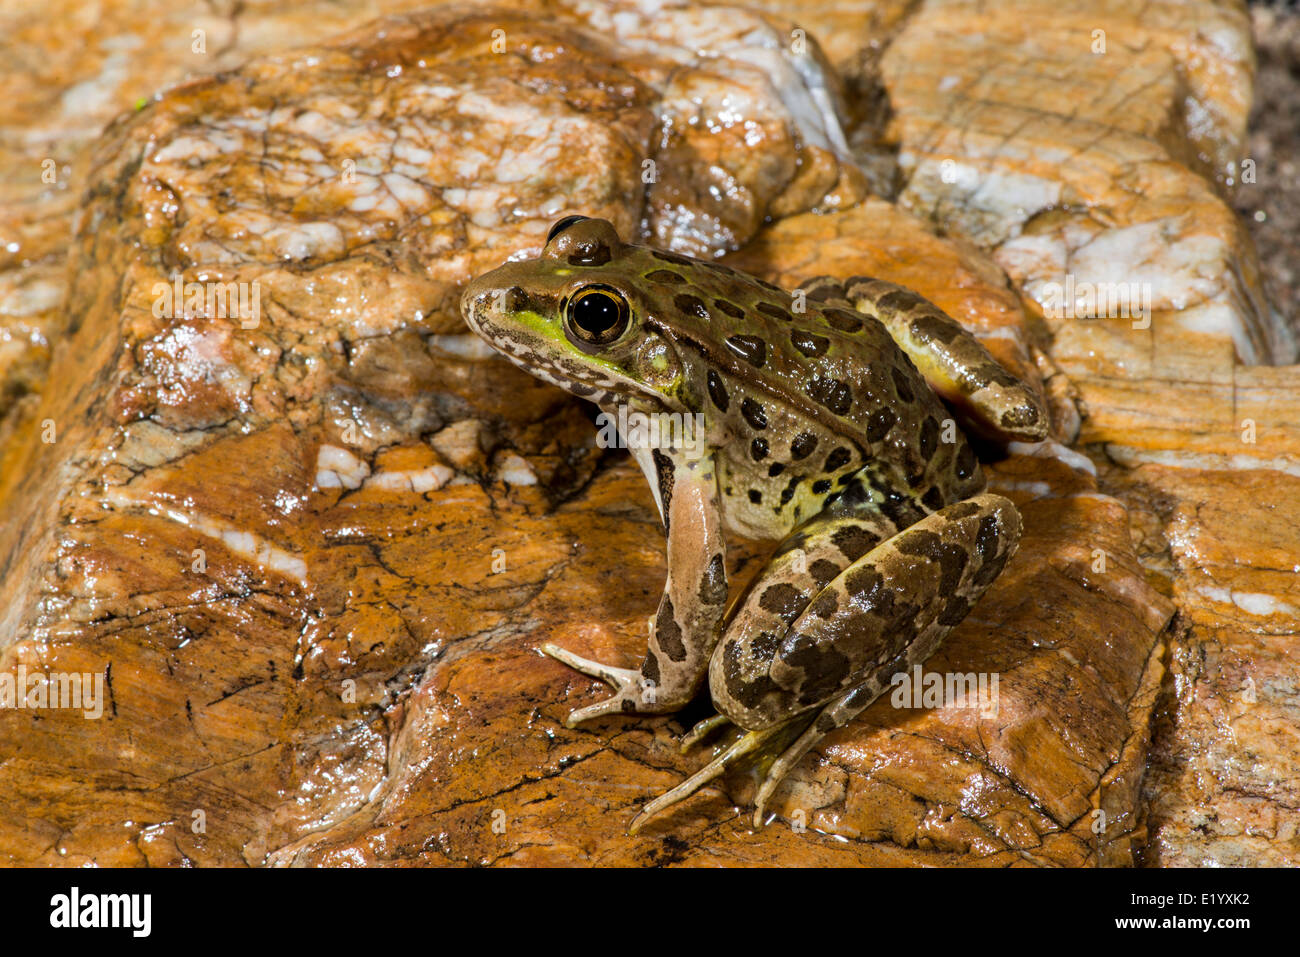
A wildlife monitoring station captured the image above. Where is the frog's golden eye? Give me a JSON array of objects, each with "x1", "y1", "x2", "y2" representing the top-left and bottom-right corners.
[{"x1": 564, "y1": 285, "x2": 630, "y2": 349}]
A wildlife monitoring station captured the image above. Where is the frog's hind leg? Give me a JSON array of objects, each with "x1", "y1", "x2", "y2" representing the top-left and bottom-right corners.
[
  {"x1": 723, "y1": 492, "x2": 1023, "y2": 827},
  {"x1": 751, "y1": 684, "x2": 879, "y2": 826},
  {"x1": 679, "y1": 712, "x2": 732, "y2": 752},
  {"x1": 677, "y1": 479, "x2": 909, "y2": 752},
  {"x1": 629, "y1": 490, "x2": 904, "y2": 832},
  {"x1": 628, "y1": 722, "x2": 799, "y2": 834}
]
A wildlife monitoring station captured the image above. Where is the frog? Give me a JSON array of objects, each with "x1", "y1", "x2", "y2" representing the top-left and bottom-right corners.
[{"x1": 460, "y1": 215, "x2": 1049, "y2": 832}]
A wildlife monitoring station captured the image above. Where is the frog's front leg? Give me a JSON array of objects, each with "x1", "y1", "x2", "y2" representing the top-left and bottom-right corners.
[{"x1": 543, "y1": 443, "x2": 727, "y2": 726}]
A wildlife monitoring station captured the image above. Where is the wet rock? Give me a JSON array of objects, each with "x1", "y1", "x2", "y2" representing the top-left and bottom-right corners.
[
  {"x1": 876, "y1": 0, "x2": 1300, "y2": 866},
  {"x1": 0, "y1": 0, "x2": 1290, "y2": 867}
]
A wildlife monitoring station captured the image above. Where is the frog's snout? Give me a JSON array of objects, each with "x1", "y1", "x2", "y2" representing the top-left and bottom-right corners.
[{"x1": 460, "y1": 275, "x2": 497, "y2": 339}]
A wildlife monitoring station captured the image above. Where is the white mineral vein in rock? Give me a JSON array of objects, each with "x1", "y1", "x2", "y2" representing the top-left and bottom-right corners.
[
  {"x1": 102, "y1": 487, "x2": 308, "y2": 584},
  {"x1": 364, "y1": 465, "x2": 454, "y2": 493},
  {"x1": 496, "y1": 453, "x2": 537, "y2": 486},
  {"x1": 1105, "y1": 445, "x2": 1300, "y2": 478},
  {"x1": 315, "y1": 444, "x2": 370, "y2": 489},
  {"x1": 1196, "y1": 585, "x2": 1300, "y2": 619}
]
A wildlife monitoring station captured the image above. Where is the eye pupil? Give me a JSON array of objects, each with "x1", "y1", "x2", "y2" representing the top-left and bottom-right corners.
[
  {"x1": 564, "y1": 285, "x2": 630, "y2": 349},
  {"x1": 572, "y1": 292, "x2": 619, "y2": 335}
]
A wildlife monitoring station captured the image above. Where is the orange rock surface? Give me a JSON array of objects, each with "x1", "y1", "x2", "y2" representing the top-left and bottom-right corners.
[{"x1": 0, "y1": 0, "x2": 1291, "y2": 867}]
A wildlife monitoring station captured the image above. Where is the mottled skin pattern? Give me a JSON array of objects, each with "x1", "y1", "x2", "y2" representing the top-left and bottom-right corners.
[{"x1": 461, "y1": 217, "x2": 1048, "y2": 830}]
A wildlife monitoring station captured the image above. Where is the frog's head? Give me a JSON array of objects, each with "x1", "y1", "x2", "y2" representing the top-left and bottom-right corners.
[{"x1": 461, "y1": 216, "x2": 688, "y2": 411}]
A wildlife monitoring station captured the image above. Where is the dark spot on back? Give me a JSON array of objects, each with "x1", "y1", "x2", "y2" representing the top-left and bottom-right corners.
[
  {"x1": 645, "y1": 269, "x2": 686, "y2": 284},
  {"x1": 727, "y1": 335, "x2": 767, "y2": 367},
  {"x1": 707, "y1": 369, "x2": 729, "y2": 412},
  {"x1": 641, "y1": 650, "x2": 660, "y2": 683},
  {"x1": 768, "y1": 462, "x2": 785, "y2": 477},
  {"x1": 655, "y1": 598, "x2": 686, "y2": 661},
  {"x1": 879, "y1": 487, "x2": 923, "y2": 527},
  {"x1": 866, "y1": 407, "x2": 896, "y2": 442},
  {"x1": 652, "y1": 250, "x2": 692, "y2": 266},
  {"x1": 831, "y1": 524, "x2": 880, "y2": 562},
  {"x1": 652, "y1": 449, "x2": 675, "y2": 523},
  {"x1": 759, "y1": 582, "x2": 808, "y2": 625},
  {"x1": 976, "y1": 513, "x2": 1000, "y2": 564},
  {"x1": 753, "y1": 631, "x2": 781, "y2": 660},
  {"x1": 846, "y1": 566, "x2": 895, "y2": 618},
  {"x1": 824, "y1": 447, "x2": 851, "y2": 472},
  {"x1": 791, "y1": 329, "x2": 829, "y2": 357},
  {"x1": 741, "y1": 397, "x2": 767, "y2": 430},
  {"x1": 947, "y1": 500, "x2": 981, "y2": 520},
  {"x1": 699, "y1": 553, "x2": 728, "y2": 605},
  {"x1": 1001, "y1": 404, "x2": 1041, "y2": 429},
  {"x1": 910, "y1": 311, "x2": 959, "y2": 345},
  {"x1": 713, "y1": 299, "x2": 746, "y2": 319},
  {"x1": 756, "y1": 302, "x2": 792, "y2": 322},
  {"x1": 674, "y1": 293, "x2": 709, "y2": 319},
  {"x1": 721, "y1": 640, "x2": 780, "y2": 708},
  {"x1": 824, "y1": 308, "x2": 863, "y2": 333},
  {"x1": 806, "y1": 377, "x2": 853, "y2": 415},
  {"x1": 895, "y1": 529, "x2": 969, "y2": 594},
  {"x1": 780, "y1": 635, "x2": 851, "y2": 704},
  {"x1": 809, "y1": 590, "x2": 839, "y2": 619},
  {"x1": 809, "y1": 559, "x2": 841, "y2": 588},
  {"x1": 751, "y1": 437, "x2": 769, "y2": 461},
  {"x1": 938, "y1": 595, "x2": 972, "y2": 627},
  {"x1": 955, "y1": 442, "x2": 977, "y2": 480},
  {"x1": 803, "y1": 282, "x2": 839, "y2": 302},
  {"x1": 790, "y1": 432, "x2": 818, "y2": 459},
  {"x1": 921, "y1": 486, "x2": 945, "y2": 512},
  {"x1": 876, "y1": 289, "x2": 924, "y2": 313},
  {"x1": 919, "y1": 416, "x2": 939, "y2": 459}
]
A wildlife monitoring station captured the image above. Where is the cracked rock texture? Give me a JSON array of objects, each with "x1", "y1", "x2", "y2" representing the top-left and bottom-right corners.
[{"x1": 0, "y1": 0, "x2": 1292, "y2": 866}]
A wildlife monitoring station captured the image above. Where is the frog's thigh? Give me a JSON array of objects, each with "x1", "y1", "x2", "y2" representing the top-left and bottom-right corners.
[
  {"x1": 746, "y1": 493, "x2": 1022, "y2": 823},
  {"x1": 845, "y1": 277, "x2": 1048, "y2": 443},
  {"x1": 709, "y1": 501, "x2": 903, "y2": 731},
  {"x1": 713, "y1": 493, "x2": 1021, "y2": 734}
]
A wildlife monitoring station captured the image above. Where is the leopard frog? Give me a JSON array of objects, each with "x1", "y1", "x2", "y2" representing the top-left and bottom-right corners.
[{"x1": 460, "y1": 216, "x2": 1048, "y2": 831}]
